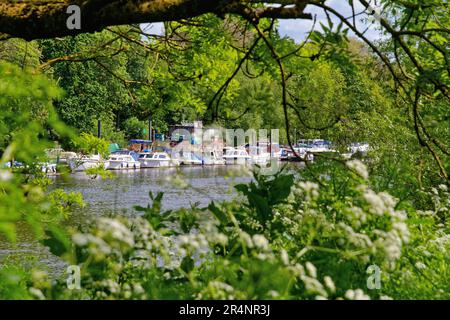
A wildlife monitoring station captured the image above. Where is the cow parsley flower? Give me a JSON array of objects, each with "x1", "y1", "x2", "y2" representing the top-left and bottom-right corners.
[
  {"x1": 239, "y1": 231, "x2": 254, "y2": 248},
  {"x1": 280, "y1": 249, "x2": 289, "y2": 265},
  {"x1": 346, "y1": 160, "x2": 369, "y2": 180},
  {"x1": 298, "y1": 181, "x2": 320, "y2": 199},
  {"x1": 363, "y1": 189, "x2": 386, "y2": 215},
  {"x1": 97, "y1": 218, "x2": 135, "y2": 247},
  {"x1": 345, "y1": 289, "x2": 370, "y2": 300},
  {"x1": 415, "y1": 262, "x2": 427, "y2": 270},
  {"x1": 252, "y1": 234, "x2": 269, "y2": 250},
  {"x1": 324, "y1": 276, "x2": 336, "y2": 293},
  {"x1": 305, "y1": 261, "x2": 317, "y2": 278},
  {"x1": 0, "y1": 169, "x2": 12, "y2": 182}
]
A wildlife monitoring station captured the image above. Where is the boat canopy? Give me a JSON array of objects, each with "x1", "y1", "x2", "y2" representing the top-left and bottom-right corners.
[{"x1": 128, "y1": 139, "x2": 152, "y2": 144}]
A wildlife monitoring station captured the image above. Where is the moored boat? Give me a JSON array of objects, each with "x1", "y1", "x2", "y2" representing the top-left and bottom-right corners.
[
  {"x1": 248, "y1": 146, "x2": 271, "y2": 165},
  {"x1": 223, "y1": 147, "x2": 251, "y2": 165},
  {"x1": 173, "y1": 152, "x2": 203, "y2": 166},
  {"x1": 69, "y1": 154, "x2": 105, "y2": 172},
  {"x1": 202, "y1": 150, "x2": 225, "y2": 165},
  {"x1": 107, "y1": 154, "x2": 140, "y2": 170},
  {"x1": 138, "y1": 152, "x2": 179, "y2": 168},
  {"x1": 45, "y1": 148, "x2": 77, "y2": 165}
]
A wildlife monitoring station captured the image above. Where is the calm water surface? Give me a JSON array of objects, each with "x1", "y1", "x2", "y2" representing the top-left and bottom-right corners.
[
  {"x1": 0, "y1": 166, "x2": 252, "y2": 275},
  {"x1": 54, "y1": 165, "x2": 252, "y2": 217}
]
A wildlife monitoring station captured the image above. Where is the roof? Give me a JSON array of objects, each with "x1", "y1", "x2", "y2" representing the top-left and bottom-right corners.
[{"x1": 128, "y1": 139, "x2": 152, "y2": 144}]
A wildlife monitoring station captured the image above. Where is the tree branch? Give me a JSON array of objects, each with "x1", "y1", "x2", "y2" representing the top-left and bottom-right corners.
[{"x1": 0, "y1": 0, "x2": 312, "y2": 40}]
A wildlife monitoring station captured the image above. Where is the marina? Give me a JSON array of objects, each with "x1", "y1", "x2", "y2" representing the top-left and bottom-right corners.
[{"x1": 1, "y1": 0, "x2": 446, "y2": 301}]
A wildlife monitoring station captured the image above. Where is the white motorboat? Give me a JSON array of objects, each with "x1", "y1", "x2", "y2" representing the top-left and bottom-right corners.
[
  {"x1": 173, "y1": 152, "x2": 203, "y2": 166},
  {"x1": 298, "y1": 139, "x2": 334, "y2": 153},
  {"x1": 107, "y1": 154, "x2": 140, "y2": 170},
  {"x1": 41, "y1": 162, "x2": 57, "y2": 174},
  {"x1": 248, "y1": 146, "x2": 271, "y2": 165},
  {"x1": 138, "y1": 152, "x2": 179, "y2": 168},
  {"x1": 280, "y1": 147, "x2": 314, "y2": 162},
  {"x1": 69, "y1": 154, "x2": 105, "y2": 172},
  {"x1": 223, "y1": 147, "x2": 251, "y2": 165},
  {"x1": 45, "y1": 148, "x2": 78, "y2": 165},
  {"x1": 343, "y1": 142, "x2": 370, "y2": 159},
  {"x1": 349, "y1": 142, "x2": 370, "y2": 154},
  {"x1": 202, "y1": 150, "x2": 225, "y2": 165}
]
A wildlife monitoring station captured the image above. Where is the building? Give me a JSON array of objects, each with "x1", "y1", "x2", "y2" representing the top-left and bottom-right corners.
[{"x1": 169, "y1": 121, "x2": 203, "y2": 144}]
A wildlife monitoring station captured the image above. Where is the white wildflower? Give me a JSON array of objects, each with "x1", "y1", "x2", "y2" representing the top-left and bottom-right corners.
[
  {"x1": 305, "y1": 261, "x2": 317, "y2": 278},
  {"x1": 289, "y1": 263, "x2": 305, "y2": 277},
  {"x1": 379, "y1": 234, "x2": 403, "y2": 262},
  {"x1": 415, "y1": 262, "x2": 427, "y2": 270},
  {"x1": 98, "y1": 218, "x2": 135, "y2": 247},
  {"x1": 179, "y1": 235, "x2": 190, "y2": 245},
  {"x1": 239, "y1": 231, "x2": 253, "y2": 248},
  {"x1": 29, "y1": 288, "x2": 45, "y2": 300},
  {"x1": 88, "y1": 235, "x2": 112, "y2": 255},
  {"x1": 393, "y1": 222, "x2": 410, "y2": 243},
  {"x1": 132, "y1": 283, "x2": 145, "y2": 295},
  {"x1": 252, "y1": 234, "x2": 269, "y2": 250},
  {"x1": 302, "y1": 276, "x2": 327, "y2": 297},
  {"x1": 346, "y1": 160, "x2": 369, "y2": 180},
  {"x1": 0, "y1": 169, "x2": 12, "y2": 182},
  {"x1": 280, "y1": 249, "x2": 289, "y2": 265},
  {"x1": 354, "y1": 289, "x2": 370, "y2": 300},
  {"x1": 378, "y1": 192, "x2": 398, "y2": 209},
  {"x1": 72, "y1": 233, "x2": 88, "y2": 246},
  {"x1": 345, "y1": 289, "x2": 370, "y2": 300},
  {"x1": 298, "y1": 181, "x2": 320, "y2": 199},
  {"x1": 363, "y1": 189, "x2": 386, "y2": 215},
  {"x1": 324, "y1": 276, "x2": 336, "y2": 293},
  {"x1": 268, "y1": 290, "x2": 280, "y2": 298},
  {"x1": 213, "y1": 233, "x2": 228, "y2": 246}
]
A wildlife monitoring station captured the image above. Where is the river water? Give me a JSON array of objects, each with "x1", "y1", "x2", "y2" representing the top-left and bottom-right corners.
[
  {"x1": 0, "y1": 166, "x2": 253, "y2": 275},
  {"x1": 53, "y1": 165, "x2": 252, "y2": 217}
]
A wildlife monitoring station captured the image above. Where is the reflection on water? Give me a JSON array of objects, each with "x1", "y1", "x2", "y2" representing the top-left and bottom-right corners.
[
  {"x1": 51, "y1": 165, "x2": 252, "y2": 216},
  {"x1": 0, "y1": 222, "x2": 68, "y2": 278},
  {"x1": 0, "y1": 166, "x2": 252, "y2": 274}
]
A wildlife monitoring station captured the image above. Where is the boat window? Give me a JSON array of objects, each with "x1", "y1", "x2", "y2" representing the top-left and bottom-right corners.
[{"x1": 158, "y1": 155, "x2": 166, "y2": 159}]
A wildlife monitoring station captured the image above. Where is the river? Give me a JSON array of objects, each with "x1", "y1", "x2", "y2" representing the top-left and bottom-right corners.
[
  {"x1": 0, "y1": 166, "x2": 253, "y2": 275},
  {"x1": 52, "y1": 165, "x2": 252, "y2": 217}
]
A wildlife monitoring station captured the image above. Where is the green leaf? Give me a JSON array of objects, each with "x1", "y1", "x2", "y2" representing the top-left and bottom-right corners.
[
  {"x1": 235, "y1": 184, "x2": 249, "y2": 195},
  {"x1": 247, "y1": 192, "x2": 271, "y2": 221},
  {"x1": 180, "y1": 256, "x2": 195, "y2": 273},
  {"x1": 0, "y1": 223, "x2": 16, "y2": 243},
  {"x1": 41, "y1": 226, "x2": 71, "y2": 257},
  {"x1": 208, "y1": 202, "x2": 228, "y2": 226},
  {"x1": 269, "y1": 174, "x2": 294, "y2": 205}
]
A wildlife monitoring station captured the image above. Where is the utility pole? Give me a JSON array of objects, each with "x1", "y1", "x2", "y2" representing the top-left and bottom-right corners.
[
  {"x1": 97, "y1": 119, "x2": 101, "y2": 138},
  {"x1": 149, "y1": 114, "x2": 153, "y2": 142},
  {"x1": 269, "y1": 130, "x2": 272, "y2": 156}
]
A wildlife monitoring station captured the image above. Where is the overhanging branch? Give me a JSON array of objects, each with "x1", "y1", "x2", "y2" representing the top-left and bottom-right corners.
[{"x1": 0, "y1": 0, "x2": 312, "y2": 40}]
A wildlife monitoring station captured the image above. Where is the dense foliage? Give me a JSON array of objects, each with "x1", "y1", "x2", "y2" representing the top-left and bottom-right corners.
[{"x1": 0, "y1": 1, "x2": 449, "y2": 300}]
